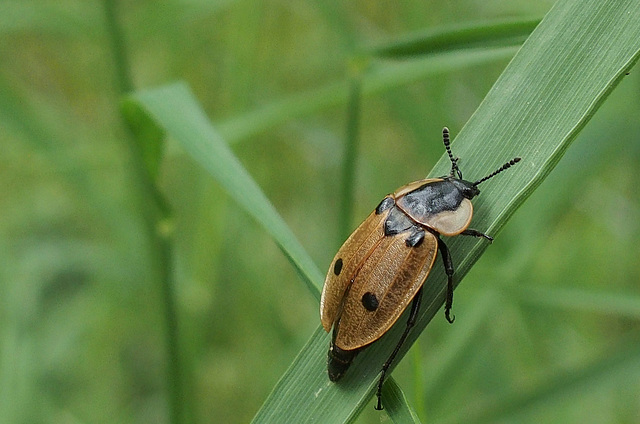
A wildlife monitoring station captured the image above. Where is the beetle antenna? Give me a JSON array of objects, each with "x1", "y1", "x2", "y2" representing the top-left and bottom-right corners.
[
  {"x1": 473, "y1": 157, "x2": 521, "y2": 186},
  {"x1": 442, "y1": 127, "x2": 462, "y2": 179}
]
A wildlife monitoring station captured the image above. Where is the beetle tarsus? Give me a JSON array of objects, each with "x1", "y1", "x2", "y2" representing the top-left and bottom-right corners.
[
  {"x1": 375, "y1": 396, "x2": 384, "y2": 411},
  {"x1": 437, "y1": 237, "x2": 457, "y2": 323},
  {"x1": 374, "y1": 373, "x2": 386, "y2": 410},
  {"x1": 445, "y1": 309, "x2": 455, "y2": 324},
  {"x1": 445, "y1": 275, "x2": 456, "y2": 324}
]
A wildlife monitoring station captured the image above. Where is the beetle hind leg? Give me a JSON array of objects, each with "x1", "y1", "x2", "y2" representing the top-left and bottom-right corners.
[{"x1": 375, "y1": 287, "x2": 424, "y2": 410}]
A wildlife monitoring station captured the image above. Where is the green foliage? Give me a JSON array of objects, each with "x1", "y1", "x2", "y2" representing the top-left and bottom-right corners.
[
  {"x1": 125, "y1": 83, "x2": 325, "y2": 298},
  {"x1": 2, "y1": 1, "x2": 640, "y2": 424}
]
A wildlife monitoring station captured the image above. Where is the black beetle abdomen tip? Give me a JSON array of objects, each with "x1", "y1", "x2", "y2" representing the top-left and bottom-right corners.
[
  {"x1": 328, "y1": 368, "x2": 343, "y2": 382},
  {"x1": 327, "y1": 344, "x2": 358, "y2": 382}
]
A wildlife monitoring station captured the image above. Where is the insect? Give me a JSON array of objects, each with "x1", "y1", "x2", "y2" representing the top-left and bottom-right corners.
[{"x1": 320, "y1": 127, "x2": 520, "y2": 410}]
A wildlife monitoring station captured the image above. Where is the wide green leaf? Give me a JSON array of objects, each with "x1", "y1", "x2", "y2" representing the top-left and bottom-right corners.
[{"x1": 252, "y1": 0, "x2": 640, "y2": 422}]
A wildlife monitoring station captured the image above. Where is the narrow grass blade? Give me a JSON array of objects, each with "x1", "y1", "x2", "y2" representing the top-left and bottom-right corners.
[
  {"x1": 218, "y1": 18, "x2": 540, "y2": 143},
  {"x1": 217, "y1": 47, "x2": 517, "y2": 142},
  {"x1": 436, "y1": 333, "x2": 640, "y2": 424},
  {"x1": 339, "y1": 77, "x2": 363, "y2": 241},
  {"x1": 364, "y1": 17, "x2": 540, "y2": 58},
  {"x1": 126, "y1": 83, "x2": 325, "y2": 298},
  {"x1": 383, "y1": 378, "x2": 423, "y2": 424},
  {"x1": 512, "y1": 286, "x2": 640, "y2": 320}
]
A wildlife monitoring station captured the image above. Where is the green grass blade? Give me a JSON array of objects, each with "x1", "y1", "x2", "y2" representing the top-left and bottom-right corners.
[
  {"x1": 217, "y1": 47, "x2": 517, "y2": 142},
  {"x1": 252, "y1": 0, "x2": 640, "y2": 421},
  {"x1": 383, "y1": 379, "x2": 423, "y2": 424},
  {"x1": 126, "y1": 83, "x2": 325, "y2": 299},
  {"x1": 217, "y1": 18, "x2": 540, "y2": 143},
  {"x1": 339, "y1": 76, "x2": 363, "y2": 241},
  {"x1": 512, "y1": 286, "x2": 640, "y2": 319},
  {"x1": 364, "y1": 17, "x2": 540, "y2": 58},
  {"x1": 436, "y1": 333, "x2": 640, "y2": 424}
]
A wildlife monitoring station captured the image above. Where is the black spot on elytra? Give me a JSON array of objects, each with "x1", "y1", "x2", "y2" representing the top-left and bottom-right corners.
[
  {"x1": 362, "y1": 292, "x2": 379, "y2": 311},
  {"x1": 333, "y1": 258, "x2": 343, "y2": 276}
]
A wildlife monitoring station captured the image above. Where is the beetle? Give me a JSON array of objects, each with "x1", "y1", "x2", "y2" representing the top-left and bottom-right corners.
[{"x1": 320, "y1": 127, "x2": 520, "y2": 410}]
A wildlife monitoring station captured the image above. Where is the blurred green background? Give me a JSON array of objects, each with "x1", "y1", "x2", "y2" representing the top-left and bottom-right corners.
[{"x1": 2, "y1": 1, "x2": 640, "y2": 423}]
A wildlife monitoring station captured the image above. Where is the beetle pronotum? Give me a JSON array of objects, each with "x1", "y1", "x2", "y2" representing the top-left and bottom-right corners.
[{"x1": 320, "y1": 127, "x2": 520, "y2": 410}]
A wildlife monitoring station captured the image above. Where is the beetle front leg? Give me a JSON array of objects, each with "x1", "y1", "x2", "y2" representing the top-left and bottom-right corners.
[
  {"x1": 461, "y1": 228, "x2": 493, "y2": 242},
  {"x1": 437, "y1": 237, "x2": 455, "y2": 323}
]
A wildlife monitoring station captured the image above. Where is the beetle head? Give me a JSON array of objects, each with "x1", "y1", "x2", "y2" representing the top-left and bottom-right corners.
[
  {"x1": 450, "y1": 178, "x2": 481, "y2": 199},
  {"x1": 441, "y1": 127, "x2": 521, "y2": 197}
]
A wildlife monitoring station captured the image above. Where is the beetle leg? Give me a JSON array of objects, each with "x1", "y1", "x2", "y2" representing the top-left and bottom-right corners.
[
  {"x1": 437, "y1": 237, "x2": 456, "y2": 323},
  {"x1": 461, "y1": 228, "x2": 493, "y2": 243},
  {"x1": 375, "y1": 286, "x2": 424, "y2": 411}
]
